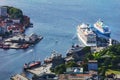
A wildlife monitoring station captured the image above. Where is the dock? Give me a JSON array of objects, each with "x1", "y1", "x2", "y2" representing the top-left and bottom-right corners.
[
  {"x1": 27, "y1": 63, "x2": 52, "y2": 75},
  {"x1": 0, "y1": 33, "x2": 43, "y2": 49},
  {"x1": 10, "y1": 74, "x2": 29, "y2": 80}
]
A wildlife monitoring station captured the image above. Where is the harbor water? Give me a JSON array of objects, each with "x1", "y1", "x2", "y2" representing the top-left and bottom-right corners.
[{"x1": 0, "y1": 0, "x2": 120, "y2": 80}]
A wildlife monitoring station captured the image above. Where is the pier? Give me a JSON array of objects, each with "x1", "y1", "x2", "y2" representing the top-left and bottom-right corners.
[
  {"x1": 27, "y1": 63, "x2": 52, "y2": 75},
  {"x1": 10, "y1": 74, "x2": 29, "y2": 80},
  {"x1": 0, "y1": 33, "x2": 43, "y2": 49}
]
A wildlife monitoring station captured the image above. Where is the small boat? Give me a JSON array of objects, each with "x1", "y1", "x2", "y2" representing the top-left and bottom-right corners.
[
  {"x1": 29, "y1": 23, "x2": 33, "y2": 27},
  {"x1": 2, "y1": 45, "x2": 10, "y2": 49},
  {"x1": 23, "y1": 61, "x2": 41, "y2": 70},
  {"x1": 44, "y1": 51, "x2": 62, "y2": 64},
  {"x1": 66, "y1": 44, "x2": 83, "y2": 56},
  {"x1": 44, "y1": 58, "x2": 52, "y2": 64},
  {"x1": 21, "y1": 44, "x2": 29, "y2": 49},
  {"x1": 0, "y1": 43, "x2": 3, "y2": 48}
]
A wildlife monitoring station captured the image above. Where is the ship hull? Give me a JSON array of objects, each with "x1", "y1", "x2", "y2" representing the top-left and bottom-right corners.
[
  {"x1": 93, "y1": 23, "x2": 111, "y2": 38},
  {"x1": 23, "y1": 61, "x2": 41, "y2": 70},
  {"x1": 92, "y1": 27, "x2": 110, "y2": 38}
]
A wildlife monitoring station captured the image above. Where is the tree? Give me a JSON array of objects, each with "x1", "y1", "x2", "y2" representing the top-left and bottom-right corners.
[
  {"x1": 52, "y1": 61, "x2": 79, "y2": 74},
  {"x1": 66, "y1": 61, "x2": 79, "y2": 68},
  {"x1": 54, "y1": 64, "x2": 66, "y2": 74},
  {"x1": 3, "y1": 6, "x2": 24, "y2": 21},
  {"x1": 9, "y1": 7, "x2": 23, "y2": 19}
]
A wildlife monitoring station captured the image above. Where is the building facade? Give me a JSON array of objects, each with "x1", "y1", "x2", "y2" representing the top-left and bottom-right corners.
[
  {"x1": 59, "y1": 74, "x2": 91, "y2": 80},
  {"x1": 88, "y1": 60, "x2": 98, "y2": 71},
  {"x1": 0, "y1": 7, "x2": 7, "y2": 17}
]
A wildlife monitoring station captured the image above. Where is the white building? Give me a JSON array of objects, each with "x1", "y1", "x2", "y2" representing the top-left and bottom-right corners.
[
  {"x1": 12, "y1": 19, "x2": 20, "y2": 23},
  {"x1": 0, "y1": 7, "x2": 7, "y2": 17}
]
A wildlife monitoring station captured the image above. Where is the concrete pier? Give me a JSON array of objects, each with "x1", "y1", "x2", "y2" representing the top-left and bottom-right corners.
[
  {"x1": 10, "y1": 74, "x2": 29, "y2": 80},
  {"x1": 27, "y1": 63, "x2": 52, "y2": 75}
]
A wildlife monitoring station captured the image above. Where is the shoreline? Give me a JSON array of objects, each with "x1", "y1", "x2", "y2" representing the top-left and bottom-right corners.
[
  {"x1": 0, "y1": 34, "x2": 43, "y2": 49},
  {"x1": 0, "y1": 6, "x2": 43, "y2": 49}
]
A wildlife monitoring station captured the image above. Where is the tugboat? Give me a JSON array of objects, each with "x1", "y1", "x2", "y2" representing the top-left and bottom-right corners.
[{"x1": 23, "y1": 61, "x2": 41, "y2": 70}]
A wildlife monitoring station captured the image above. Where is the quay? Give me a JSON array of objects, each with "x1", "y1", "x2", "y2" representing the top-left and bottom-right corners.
[
  {"x1": 0, "y1": 6, "x2": 43, "y2": 50},
  {"x1": 0, "y1": 33, "x2": 43, "y2": 49},
  {"x1": 27, "y1": 63, "x2": 52, "y2": 75},
  {"x1": 10, "y1": 74, "x2": 29, "y2": 80}
]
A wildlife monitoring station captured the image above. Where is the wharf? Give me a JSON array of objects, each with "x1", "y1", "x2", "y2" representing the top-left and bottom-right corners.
[
  {"x1": 10, "y1": 74, "x2": 29, "y2": 80},
  {"x1": 0, "y1": 34, "x2": 43, "y2": 49},
  {"x1": 27, "y1": 63, "x2": 52, "y2": 75}
]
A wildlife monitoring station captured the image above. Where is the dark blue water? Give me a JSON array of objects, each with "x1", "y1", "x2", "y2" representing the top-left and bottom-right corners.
[{"x1": 0, "y1": 0, "x2": 120, "y2": 80}]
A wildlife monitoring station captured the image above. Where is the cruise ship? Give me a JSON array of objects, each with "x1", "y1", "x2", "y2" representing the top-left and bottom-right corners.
[
  {"x1": 93, "y1": 20, "x2": 111, "y2": 38},
  {"x1": 77, "y1": 23, "x2": 97, "y2": 46}
]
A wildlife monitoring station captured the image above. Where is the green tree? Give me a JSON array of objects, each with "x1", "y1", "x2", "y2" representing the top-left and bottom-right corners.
[
  {"x1": 54, "y1": 64, "x2": 66, "y2": 74},
  {"x1": 66, "y1": 61, "x2": 79, "y2": 68},
  {"x1": 3, "y1": 6, "x2": 24, "y2": 21},
  {"x1": 9, "y1": 7, "x2": 23, "y2": 19}
]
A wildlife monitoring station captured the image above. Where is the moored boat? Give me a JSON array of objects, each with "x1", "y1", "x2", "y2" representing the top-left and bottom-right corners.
[
  {"x1": 44, "y1": 51, "x2": 62, "y2": 64},
  {"x1": 23, "y1": 61, "x2": 41, "y2": 70},
  {"x1": 2, "y1": 44, "x2": 10, "y2": 49},
  {"x1": 93, "y1": 19, "x2": 111, "y2": 38},
  {"x1": 66, "y1": 44, "x2": 83, "y2": 56},
  {"x1": 77, "y1": 23, "x2": 97, "y2": 46}
]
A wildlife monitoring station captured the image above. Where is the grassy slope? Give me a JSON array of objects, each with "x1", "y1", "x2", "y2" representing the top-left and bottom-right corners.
[{"x1": 106, "y1": 69, "x2": 120, "y2": 75}]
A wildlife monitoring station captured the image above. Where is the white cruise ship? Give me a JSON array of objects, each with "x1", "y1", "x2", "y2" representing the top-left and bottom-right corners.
[{"x1": 77, "y1": 23, "x2": 97, "y2": 46}]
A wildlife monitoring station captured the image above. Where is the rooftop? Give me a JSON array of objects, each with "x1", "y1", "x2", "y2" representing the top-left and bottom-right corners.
[{"x1": 88, "y1": 60, "x2": 98, "y2": 63}]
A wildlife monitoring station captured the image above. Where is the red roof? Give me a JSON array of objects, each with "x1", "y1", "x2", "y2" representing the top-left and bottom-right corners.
[
  {"x1": 7, "y1": 23, "x2": 24, "y2": 31},
  {"x1": 73, "y1": 74, "x2": 91, "y2": 77}
]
